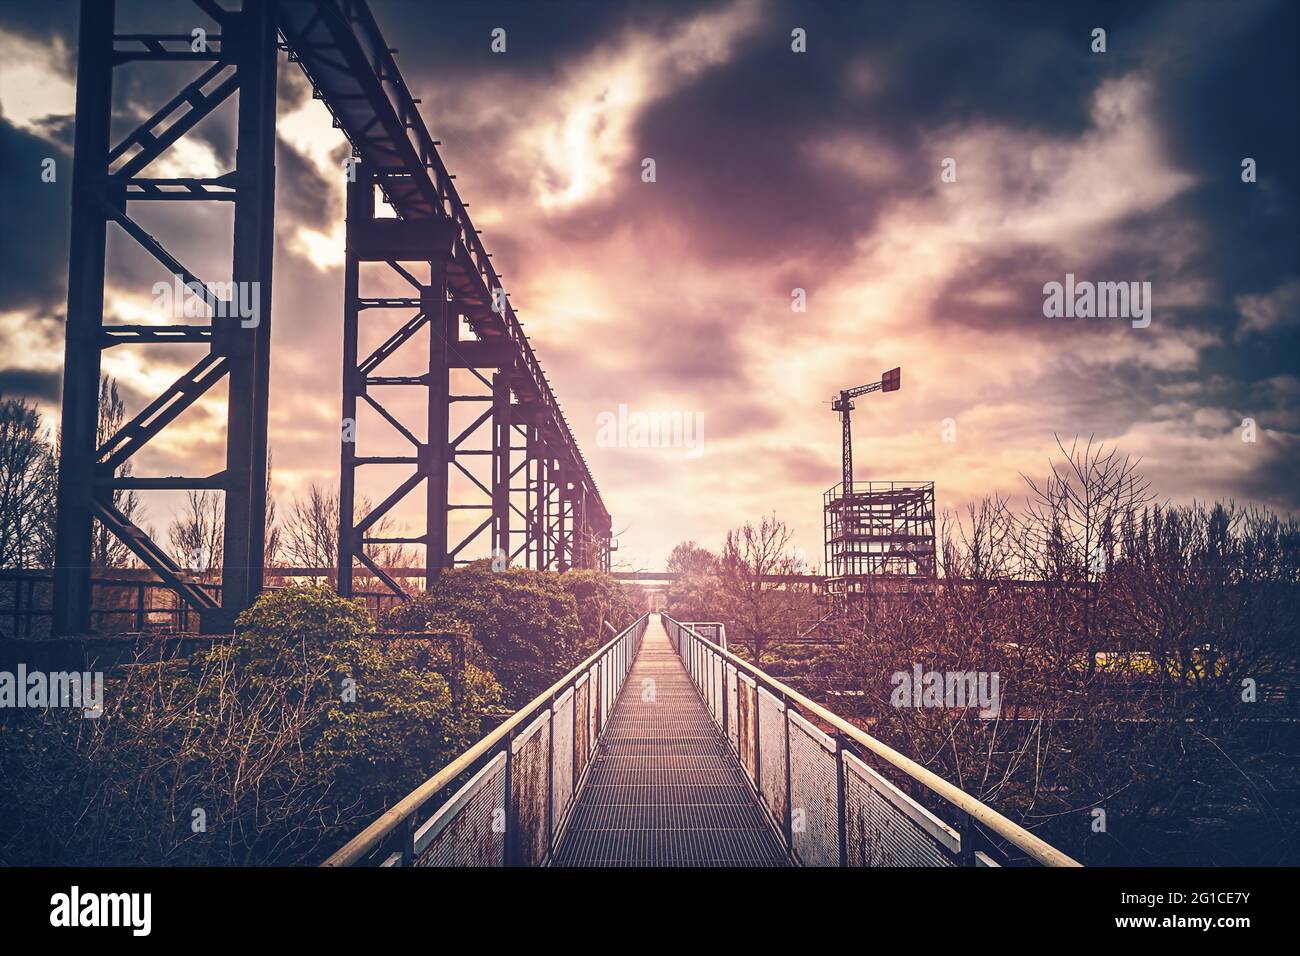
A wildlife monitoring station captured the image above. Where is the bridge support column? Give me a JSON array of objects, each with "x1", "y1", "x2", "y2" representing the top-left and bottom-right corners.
[
  {"x1": 214, "y1": 0, "x2": 279, "y2": 631},
  {"x1": 424, "y1": 267, "x2": 451, "y2": 590},
  {"x1": 52, "y1": 0, "x2": 114, "y2": 635},
  {"x1": 490, "y1": 372, "x2": 511, "y2": 564},
  {"x1": 54, "y1": 0, "x2": 278, "y2": 635},
  {"x1": 336, "y1": 159, "x2": 458, "y2": 598},
  {"x1": 337, "y1": 163, "x2": 369, "y2": 598}
]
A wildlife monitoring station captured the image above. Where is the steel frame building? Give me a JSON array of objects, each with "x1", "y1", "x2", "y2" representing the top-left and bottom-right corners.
[
  {"x1": 52, "y1": 0, "x2": 611, "y2": 634},
  {"x1": 823, "y1": 480, "x2": 936, "y2": 602}
]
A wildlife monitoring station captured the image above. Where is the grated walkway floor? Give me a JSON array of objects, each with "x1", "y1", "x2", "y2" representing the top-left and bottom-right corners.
[{"x1": 554, "y1": 614, "x2": 787, "y2": 866}]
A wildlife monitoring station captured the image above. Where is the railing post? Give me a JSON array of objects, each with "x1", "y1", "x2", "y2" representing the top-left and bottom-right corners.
[
  {"x1": 721, "y1": 659, "x2": 729, "y2": 743},
  {"x1": 783, "y1": 697, "x2": 794, "y2": 855},
  {"x1": 836, "y1": 732, "x2": 848, "y2": 866},
  {"x1": 545, "y1": 693, "x2": 555, "y2": 863},
  {"x1": 958, "y1": 810, "x2": 978, "y2": 866},
  {"x1": 502, "y1": 727, "x2": 515, "y2": 867},
  {"x1": 135, "y1": 582, "x2": 145, "y2": 631},
  {"x1": 400, "y1": 812, "x2": 416, "y2": 867}
]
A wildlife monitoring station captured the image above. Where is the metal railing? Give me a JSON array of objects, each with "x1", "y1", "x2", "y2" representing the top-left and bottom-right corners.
[
  {"x1": 0, "y1": 570, "x2": 406, "y2": 638},
  {"x1": 323, "y1": 613, "x2": 651, "y2": 866},
  {"x1": 662, "y1": 614, "x2": 1080, "y2": 867}
]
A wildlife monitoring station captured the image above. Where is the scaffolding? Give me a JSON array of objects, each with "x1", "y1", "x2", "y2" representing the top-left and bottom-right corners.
[{"x1": 823, "y1": 480, "x2": 936, "y2": 602}]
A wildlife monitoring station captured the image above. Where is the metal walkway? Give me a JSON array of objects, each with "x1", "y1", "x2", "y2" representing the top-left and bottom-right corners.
[
  {"x1": 325, "y1": 612, "x2": 1079, "y2": 868},
  {"x1": 554, "y1": 615, "x2": 787, "y2": 866}
]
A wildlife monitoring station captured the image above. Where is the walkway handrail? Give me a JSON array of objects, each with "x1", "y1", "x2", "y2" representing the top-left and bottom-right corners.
[
  {"x1": 324, "y1": 612, "x2": 650, "y2": 866},
  {"x1": 661, "y1": 614, "x2": 1080, "y2": 867}
]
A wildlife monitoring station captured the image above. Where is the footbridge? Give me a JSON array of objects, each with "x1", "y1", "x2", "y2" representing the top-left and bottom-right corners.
[{"x1": 325, "y1": 613, "x2": 1080, "y2": 868}]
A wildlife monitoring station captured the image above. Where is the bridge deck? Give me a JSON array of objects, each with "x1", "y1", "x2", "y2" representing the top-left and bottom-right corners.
[{"x1": 554, "y1": 615, "x2": 787, "y2": 866}]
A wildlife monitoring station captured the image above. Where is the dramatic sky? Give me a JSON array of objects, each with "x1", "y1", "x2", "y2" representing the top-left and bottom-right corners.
[{"x1": 1, "y1": 0, "x2": 1297, "y2": 571}]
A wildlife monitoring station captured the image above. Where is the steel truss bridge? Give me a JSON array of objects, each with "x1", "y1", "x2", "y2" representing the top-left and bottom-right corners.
[
  {"x1": 327, "y1": 613, "x2": 1079, "y2": 867},
  {"x1": 52, "y1": 0, "x2": 611, "y2": 635}
]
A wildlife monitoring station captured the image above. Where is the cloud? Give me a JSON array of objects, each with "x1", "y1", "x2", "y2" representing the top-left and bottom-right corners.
[
  {"x1": 1235, "y1": 279, "x2": 1300, "y2": 338},
  {"x1": 0, "y1": 0, "x2": 1296, "y2": 572},
  {"x1": 0, "y1": 367, "x2": 61, "y2": 402}
]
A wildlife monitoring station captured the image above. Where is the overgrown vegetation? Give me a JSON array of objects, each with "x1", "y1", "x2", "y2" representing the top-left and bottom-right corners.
[
  {"x1": 666, "y1": 438, "x2": 1300, "y2": 866},
  {"x1": 0, "y1": 586, "x2": 502, "y2": 865},
  {"x1": 0, "y1": 563, "x2": 642, "y2": 865},
  {"x1": 382, "y1": 561, "x2": 641, "y2": 706}
]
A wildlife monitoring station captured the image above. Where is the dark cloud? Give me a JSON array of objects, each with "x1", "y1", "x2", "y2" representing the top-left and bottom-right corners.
[
  {"x1": 0, "y1": 367, "x2": 62, "y2": 402},
  {"x1": 0, "y1": 116, "x2": 72, "y2": 316},
  {"x1": 276, "y1": 135, "x2": 338, "y2": 230}
]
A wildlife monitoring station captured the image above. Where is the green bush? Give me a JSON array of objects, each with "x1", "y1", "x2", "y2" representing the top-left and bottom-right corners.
[
  {"x1": 223, "y1": 585, "x2": 500, "y2": 812},
  {"x1": 381, "y1": 562, "x2": 590, "y2": 706},
  {"x1": 558, "y1": 569, "x2": 643, "y2": 640},
  {"x1": 0, "y1": 585, "x2": 501, "y2": 865}
]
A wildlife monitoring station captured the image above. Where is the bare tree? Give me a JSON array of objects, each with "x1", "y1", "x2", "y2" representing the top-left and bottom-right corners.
[
  {"x1": 665, "y1": 541, "x2": 726, "y2": 621},
  {"x1": 719, "y1": 514, "x2": 802, "y2": 660},
  {"x1": 168, "y1": 491, "x2": 224, "y2": 583},
  {"x1": 263, "y1": 451, "x2": 281, "y2": 569},
  {"x1": 281, "y1": 482, "x2": 410, "y2": 586},
  {"x1": 91, "y1": 376, "x2": 145, "y2": 569},
  {"x1": 1021, "y1": 435, "x2": 1152, "y2": 677},
  {"x1": 0, "y1": 395, "x2": 56, "y2": 569}
]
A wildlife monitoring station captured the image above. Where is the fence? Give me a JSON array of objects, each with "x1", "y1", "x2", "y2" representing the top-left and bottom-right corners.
[
  {"x1": 323, "y1": 613, "x2": 651, "y2": 866},
  {"x1": 662, "y1": 614, "x2": 1079, "y2": 867},
  {"x1": 0, "y1": 570, "x2": 406, "y2": 638}
]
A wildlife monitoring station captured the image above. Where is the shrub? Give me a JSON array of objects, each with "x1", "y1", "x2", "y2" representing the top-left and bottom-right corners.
[
  {"x1": 558, "y1": 568, "x2": 643, "y2": 640},
  {"x1": 381, "y1": 562, "x2": 587, "y2": 706},
  {"x1": 0, "y1": 585, "x2": 500, "y2": 865}
]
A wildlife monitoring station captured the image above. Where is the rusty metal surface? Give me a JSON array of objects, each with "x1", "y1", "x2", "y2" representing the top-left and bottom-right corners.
[
  {"x1": 551, "y1": 688, "x2": 576, "y2": 842},
  {"x1": 757, "y1": 685, "x2": 789, "y2": 830},
  {"x1": 554, "y1": 617, "x2": 786, "y2": 866},
  {"x1": 509, "y1": 711, "x2": 551, "y2": 866},
  {"x1": 789, "y1": 710, "x2": 841, "y2": 866},
  {"x1": 843, "y1": 750, "x2": 959, "y2": 867},
  {"x1": 574, "y1": 675, "x2": 591, "y2": 783},
  {"x1": 414, "y1": 752, "x2": 506, "y2": 866},
  {"x1": 737, "y1": 673, "x2": 757, "y2": 783}
]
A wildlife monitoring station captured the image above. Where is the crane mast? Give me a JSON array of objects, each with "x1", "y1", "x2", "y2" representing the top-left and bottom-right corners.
[{"x1": 831, "y1": 368, "x2": 899, "y2": 493}]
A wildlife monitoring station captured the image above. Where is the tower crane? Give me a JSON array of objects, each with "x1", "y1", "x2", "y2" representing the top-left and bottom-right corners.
[{"x1": 830, "y1": 367, "x2": 900, "y2": 493}]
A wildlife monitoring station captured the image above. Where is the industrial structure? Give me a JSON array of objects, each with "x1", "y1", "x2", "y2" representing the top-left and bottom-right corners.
[
  {"x1": 823, "y1": 368, "x2": 936, "y2": 604},
  {"x1": 50, "y1": 0, "x2": 611, "y2": 635}
]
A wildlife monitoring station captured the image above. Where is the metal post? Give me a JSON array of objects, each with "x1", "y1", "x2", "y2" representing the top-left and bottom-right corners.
[
  {"x1": 556, "y1": 465, "x2": 570, "y2": 573},
  {"x1": 525, "y1": 425, "x2": 538, "y2": 568},
  {"x1": 216, "y1": 0, "x2": 278, "y2": 631},
  {"x1": 545, "y1": 693, "x2": 555, "y2": 862},
  {"x1": 425, "y1": 270, "x2": 450, "y2": 589},
  {"x1": 337, "y1": 161, "x2": 370, "y2": 598},
  {"x1": 783, "y1": 699, "x2": 795, "y2": 856},
  {"x1": 52, "y1": 0, "x2": 114, "y2": 635},
  {"x1": 958, "y1": 810, "x2": 978, "y2": 866},
  {"x1": 836, "y1": 735, "x2": 848, "y2": 866},
  {"x1": 502, "y1": 730, "x2": 515, "y2": 867},
  {"x1": 491, "y1": 372, "x2": 510, "y2": 564}
]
